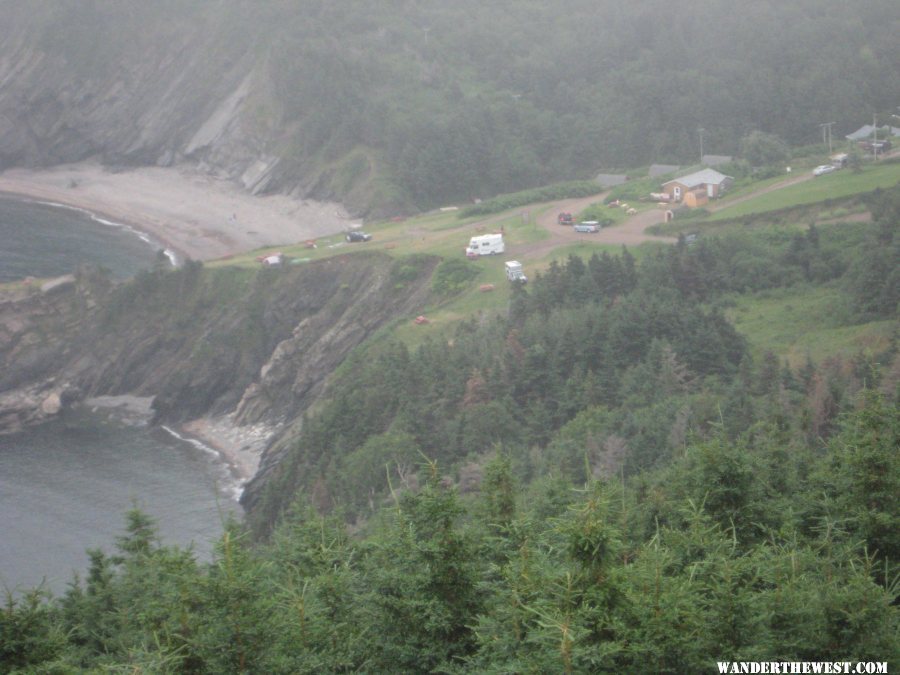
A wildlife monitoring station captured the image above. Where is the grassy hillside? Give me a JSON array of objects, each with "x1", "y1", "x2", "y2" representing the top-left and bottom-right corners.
[
  {"x1": 235, "y1": 180, "x2": 897, "y2": 518},
  {"x1": 206, "y1": 165, "x2": 898, "y2": 366},
  {"x1": 727, "y1": 284, "x2": 896, "y2": 367},
  {"x1": 3, "y1": 110, "x2": 899, "y2": 675},
  {"x1": 709, "y1": 161, "x2": 900, "y2": 220}
]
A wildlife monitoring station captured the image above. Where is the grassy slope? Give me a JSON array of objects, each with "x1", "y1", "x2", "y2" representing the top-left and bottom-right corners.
[
  {"x1": 706, "y1": 167, "x2": 899, "y2": 364},
  {"x1": 709, "y1": 161, "x2": 900, "y2": 220},
  {"x1": 3, "y1": 167, "x2": 882, "y2": 388},
  {"x1": 205, "y1": 199, "x2": 665, "y2": 347},
  {"x1": 727, "y1": 285, "x2": 895, "y2": 368},
  {"x1": 202, "y1": 166, "x2": 898, "y2": 362}
]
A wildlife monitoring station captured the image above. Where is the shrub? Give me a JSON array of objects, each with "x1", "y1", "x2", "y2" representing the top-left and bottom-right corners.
[
  {"x1": 458, "y1": 181, "x2": 602, "y2": 217},
  {"x1": 390, "y1": 254, "x2": 432, "y2": 289},
  {"x1": 576, "y1": 203, "x2": 616, "y2": 225},
  {"x1": 431, "y1": 258, "x2": 480, "y2": 296}
]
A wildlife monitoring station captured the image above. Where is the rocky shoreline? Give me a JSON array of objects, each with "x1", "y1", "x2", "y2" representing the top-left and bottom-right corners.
[
  {"x1": 180, "y1": 415, "x2": 274, "y2": 483},
  {"x1": 0, "y1": 232, "x2": 434, "y2": 524},
  {"x1": 1, "y1": 385, "x2": 273, "y2": 486}
]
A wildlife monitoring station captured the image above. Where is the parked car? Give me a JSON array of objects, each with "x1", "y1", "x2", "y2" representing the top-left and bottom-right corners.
[
  {"x1": 346, "y1": 231, "x2": 373, "y2": 242},
  {"x1": 574, "y1": 221, "x2": 599, "y2": 233},
  {"x1": 812, "y1": 165, "x2": 835, "y2": 176}
]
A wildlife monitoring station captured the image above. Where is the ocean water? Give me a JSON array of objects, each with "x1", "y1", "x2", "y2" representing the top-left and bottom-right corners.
[
  {"x1": 0, "y1": 198, "x2": 236, "y2": 594},
  {"x1": 0, "y1": 414, "x2": 240, "y2": 594},
  {"x1": 0, "y1": 197, "x2": 163, "y2": 282}
]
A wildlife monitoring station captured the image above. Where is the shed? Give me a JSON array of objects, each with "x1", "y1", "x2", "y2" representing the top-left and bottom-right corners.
[
  {"x1": 662, "y1": 168, "x2": 733, "y2": 202},
  {"x1": 683, "y1": 189, "x2": 709, "y2": 208}
]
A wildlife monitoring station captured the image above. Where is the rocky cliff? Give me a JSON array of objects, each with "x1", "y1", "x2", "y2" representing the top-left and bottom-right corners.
[
  {"x1": 0, "y1": 255, "x2": 435, "y2": 517},
  {"x1": 0, "y1": 3, "x2": 385, "y2": 214}
]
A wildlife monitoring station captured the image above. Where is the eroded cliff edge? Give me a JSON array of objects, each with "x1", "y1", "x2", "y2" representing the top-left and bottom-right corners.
[
  {"x1": 0, "y1": 4, "x2": 393, "y2": 215},
  {"x1": 0, "y1": 254, "x2": 435, "y2": 523}
]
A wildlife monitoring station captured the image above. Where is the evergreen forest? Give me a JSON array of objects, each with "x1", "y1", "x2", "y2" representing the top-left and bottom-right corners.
[
  {"x1": 2, "y1": 185, "x2": 898, "y2": 674},
  {"x1": 8, "y1": 0, "x2": 900, "y2": 210}
]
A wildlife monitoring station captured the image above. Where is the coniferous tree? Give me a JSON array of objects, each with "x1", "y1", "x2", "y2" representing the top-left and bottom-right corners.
[{"x1": 362, "y1": 465, "x2": 482, "y2": 672}]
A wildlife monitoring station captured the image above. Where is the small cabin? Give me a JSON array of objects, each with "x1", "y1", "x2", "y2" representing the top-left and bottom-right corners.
[{"x1": 662, "y1": 169, "x2": 733, "y2": 203}]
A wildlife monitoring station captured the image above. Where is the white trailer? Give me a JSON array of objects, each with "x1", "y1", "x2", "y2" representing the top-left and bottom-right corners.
[
  {"x1": 465, "y1": 233, "x2": 505, "y2": 257},
  {"x1": 505, "y1": 260, "x2": 527, "y2": 283}
]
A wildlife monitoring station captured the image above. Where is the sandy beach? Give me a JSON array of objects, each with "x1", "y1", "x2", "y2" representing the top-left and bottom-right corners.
[{"x1": 0, "y1": 162, "x2": 355, "y2": 261}]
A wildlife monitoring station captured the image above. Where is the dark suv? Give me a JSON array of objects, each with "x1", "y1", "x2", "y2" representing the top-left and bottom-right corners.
[{"x1": 346, "y1": 231, "x2": 373, "y2": 243}]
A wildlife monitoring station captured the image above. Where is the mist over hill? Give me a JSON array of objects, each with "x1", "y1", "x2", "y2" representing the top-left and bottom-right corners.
[{"x1": 1, "y1": 0, "x2": 898, "y2": 214}]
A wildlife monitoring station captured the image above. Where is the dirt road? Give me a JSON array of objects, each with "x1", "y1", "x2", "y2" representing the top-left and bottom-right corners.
[
  {"x1": 412, "y1": 158, "x2": 887, "y2": 264},
  {"x1": 705, "y1": 171, "x2": 815, "y2": 214},
  {"x1": 506, "y1": 194, "x2": 674, "y2": 260},
  {"x1": 705, "y1": 149, "x2": 900, "y2": 216}
]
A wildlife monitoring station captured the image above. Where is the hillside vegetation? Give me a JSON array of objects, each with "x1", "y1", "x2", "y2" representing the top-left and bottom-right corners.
[
  {"x1": 246, "y1": 185, "x2": 900, "y2": 527},
  {"x1": 2, "y1": 7, "x2": 900, "y2": 662},
  {"x1": 3, "y1": 185, "x2": 898, "y2": 672},
  {"x1": 708, "y1": 161, "x2": 900, "y2": 221},
  {"x1": 1, "y1": 1, "x2": 898, "y2": 213}
]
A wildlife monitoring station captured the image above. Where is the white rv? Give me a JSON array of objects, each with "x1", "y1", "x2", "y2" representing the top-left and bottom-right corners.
[
  {"x1": 465, "y1": 233, "x2": 505, "y2": 257},
  {"x1": 505, "y1": 260, "x2": 527, "y2": 283}
]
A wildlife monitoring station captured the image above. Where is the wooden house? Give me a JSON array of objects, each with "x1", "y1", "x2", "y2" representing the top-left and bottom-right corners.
[{"x1": 661, "y1": 168, "x2": 733, "y2": 203}]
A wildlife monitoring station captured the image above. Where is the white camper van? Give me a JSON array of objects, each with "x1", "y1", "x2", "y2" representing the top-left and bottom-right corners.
[
  {"x1": 465, "y1": 233, "x2": 505, "y2": 257},
  {"x1": 505, "y1": 260, "x2": 527, "y2": 283}
]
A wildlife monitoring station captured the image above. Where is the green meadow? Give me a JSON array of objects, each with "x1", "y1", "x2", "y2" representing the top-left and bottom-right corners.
[
  {"x1": 726, "y1": 284, "x2": 895, "y2": 367},
  {"x1": 710, "y1": 161, "x2": 900, "y2": 220}
]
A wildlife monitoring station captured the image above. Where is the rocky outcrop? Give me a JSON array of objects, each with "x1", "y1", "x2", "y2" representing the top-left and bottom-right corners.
[
  {"x1": 0, "y1": 6, "x2": 413, "y2": 216},
  {"x1": 0, "y1": 9, "x2": 296, "y2": 203},
  {"x1": 0, "y1": 256, "x2": 435, "y2": 516},
  {"x1": 234, "y1": 269, "x2": 417, "y2": 426},
  {"x1": 0, "y1": 268, "x2": 110, "y2": 432},
  {"x1": 0, "y1": 380, "x2": 79, "y2": 435}
]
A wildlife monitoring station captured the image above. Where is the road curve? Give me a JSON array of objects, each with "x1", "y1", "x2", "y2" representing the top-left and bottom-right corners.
[{"x1": 508, "y1": 194, "x2": 674, "y2": 260}]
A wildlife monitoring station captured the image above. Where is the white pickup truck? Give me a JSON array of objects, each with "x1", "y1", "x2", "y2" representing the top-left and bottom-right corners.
[{"x1": 505, "y1": 260, "x2": 527, "y2": 283}]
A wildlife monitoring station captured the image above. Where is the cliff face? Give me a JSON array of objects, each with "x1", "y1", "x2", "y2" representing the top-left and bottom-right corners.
[
  {"x1": 0, "y1": 5, "x2": 304, "y2": 199},
  {"x1": 0, "y1": 255, "x2": 435, "y2": 514},
  {"x1": 0, "y1": 273, "x2": 102, "y2": 432}
]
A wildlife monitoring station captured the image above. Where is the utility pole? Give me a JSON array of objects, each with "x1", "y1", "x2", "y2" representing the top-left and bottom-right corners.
[
  {"x1": 819, "y1": 122, "x2": 835, "y2": 154},
  {"x1": 698, "y1": 128, "x2": 705, "y2": 165},
  {"x1": 873, "y1": 114, "x2": 878, "y2": 161}
]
